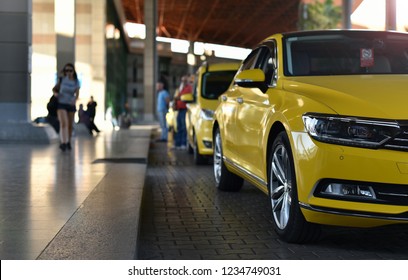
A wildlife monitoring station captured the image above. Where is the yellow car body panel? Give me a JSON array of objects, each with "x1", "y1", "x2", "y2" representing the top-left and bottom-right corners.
[
  {"x1": 291, "y1": 132, "x2": 408, "y2": 223},
  {"x1": 283, "y1": 75, "x2": 408, "y2": 119},
  {"x1": 186, "y1": 62, "x2": 240, "y2": 161},
  {"x1": 213, "y1": 30, "x2": 408, "y2": 233}
]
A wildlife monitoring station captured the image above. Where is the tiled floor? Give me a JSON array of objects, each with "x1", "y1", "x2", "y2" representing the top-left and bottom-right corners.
[{"x1": 0, "y1": 125, "x2": 153, "y2": 260}]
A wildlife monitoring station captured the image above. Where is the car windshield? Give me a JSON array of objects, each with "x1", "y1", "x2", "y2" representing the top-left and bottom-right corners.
[
  {"x1": 202, "y1": 71, "x2": 237, "y2": 99},
  {"x1": 284, "y1": 31, "x2": 408, "y2": 76}
]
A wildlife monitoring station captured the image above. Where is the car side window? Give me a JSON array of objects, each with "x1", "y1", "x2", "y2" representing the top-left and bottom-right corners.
[
  {"x1": 256, "y1": 43, "x2": 277, "y2": 87},
  {"x1": 239, "y1": 48, "x2": 262, "y2": 72}
]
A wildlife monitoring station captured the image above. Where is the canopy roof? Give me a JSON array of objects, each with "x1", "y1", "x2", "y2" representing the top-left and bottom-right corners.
[{"x1": 121, "y1": 0, "x2": 301, "y2": 49}]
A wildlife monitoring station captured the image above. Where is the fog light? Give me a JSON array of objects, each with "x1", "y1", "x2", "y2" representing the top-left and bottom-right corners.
[{"x1": 322, "y1": 183, "x2": 376, "y2": 199}]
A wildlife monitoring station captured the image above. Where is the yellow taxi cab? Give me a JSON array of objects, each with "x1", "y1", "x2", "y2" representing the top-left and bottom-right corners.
[
  {"x1": 184, "y1": 62, "x2": 239, "y2": 164},
  {"x1": 212, "y1": 30, "x2": 408, "y2": 243}
]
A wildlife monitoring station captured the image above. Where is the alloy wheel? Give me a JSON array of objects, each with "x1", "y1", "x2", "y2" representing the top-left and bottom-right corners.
[
  {"x1": 270, "y1": 143, "x2": 292, "y2": 230},
  {"x1": 213, "y1": 131, "x2": 222, "y2": 184}
]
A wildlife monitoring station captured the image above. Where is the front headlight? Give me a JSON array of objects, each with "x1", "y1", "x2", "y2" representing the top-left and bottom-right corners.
[
  {"x1": 302, "y1": 113, "x2": 400, "y2": 148},
  {"x1": 200, "y1": 109, "x2": 214, "y2": 121}
]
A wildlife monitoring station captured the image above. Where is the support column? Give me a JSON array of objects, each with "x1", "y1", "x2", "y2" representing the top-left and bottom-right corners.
[
  {"x1": 342, "y1": 0, "x2": 353, "y2": 29},
  {"x1": 55, "y1": 0, "x2": 75, "y2": 71},
  {"x1": 0, "y1": 0, "x2": 32, "y2": 122},
  {"x1": 0, "y1": 0, "x2": 57, "y2": 142},
  {"x1": 187, "y1": 41, "x2": 195, "y2": 75},
  {"x1": 385, "y1": 0, "x2": 396, "y2": 31},
  {"x1": 143, "y1": 0, "x2": 157, "y2": 122}
]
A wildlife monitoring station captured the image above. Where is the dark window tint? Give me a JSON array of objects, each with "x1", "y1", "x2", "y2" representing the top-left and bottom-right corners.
[
  {"x1": 202, "y1": 71, "x2": 237, "y2": 99},
  {"x1": 284, "y1": 32, "x2": 408, "y2": 76}
]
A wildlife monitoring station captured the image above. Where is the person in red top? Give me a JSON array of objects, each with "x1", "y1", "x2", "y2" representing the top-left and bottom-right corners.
[{"x1": 173, "y1": 74, "x2": 192, "y2": 149}]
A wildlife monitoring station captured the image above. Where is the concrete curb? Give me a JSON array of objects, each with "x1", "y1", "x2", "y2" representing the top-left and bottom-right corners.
[{"x1": 37, "y1": 125, "x2": 155, "y2": 260}]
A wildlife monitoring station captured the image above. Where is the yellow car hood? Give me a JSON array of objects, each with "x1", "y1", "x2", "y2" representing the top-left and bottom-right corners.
[{"x1": 283, "y1": 75, "x2": 408, "y2": 119}]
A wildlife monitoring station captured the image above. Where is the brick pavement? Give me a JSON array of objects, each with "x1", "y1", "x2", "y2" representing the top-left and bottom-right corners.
[{"x1": 137, "y1": 138, "x2": 408, "y2": 260}]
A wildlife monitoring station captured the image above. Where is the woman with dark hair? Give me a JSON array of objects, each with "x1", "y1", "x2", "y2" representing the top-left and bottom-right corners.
[{"x1": 52, "y1": 63, "x2": 80, "y2": 151}]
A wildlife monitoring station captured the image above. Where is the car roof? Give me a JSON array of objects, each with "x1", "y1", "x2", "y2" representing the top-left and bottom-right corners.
[
  {"x1": 261, "y1": 29, "x2": 408, "y2": 44},
  {"x1": 283, "y1": 29, "x2": 407, "y2": 37}
]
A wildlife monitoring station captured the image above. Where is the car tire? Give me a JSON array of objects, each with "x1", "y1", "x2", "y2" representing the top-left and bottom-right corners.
[
  {"x1": 213, "y1": 127, "x2": 243, "y2": 192},
  {"x1": 193, "y1": 133, "x2": 207, "y2": 165},
  {"x1": 269, "y1": 131, "x2": 321, "y2": 243}
]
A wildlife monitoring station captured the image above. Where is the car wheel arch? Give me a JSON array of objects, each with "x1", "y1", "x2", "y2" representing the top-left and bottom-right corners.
[
  {"x1": 212, "y1": 121, "x2": 220, "y2": 140},
  {"x1": 187, "y1": 127, "x2": 195, "y2": 154},
  {"x1": 267, "y1": 129, "x2": 321, "y2": 243},
  {"x1": 192, "y1": 127, "x2": 197, "y2": 147},
  {"x1": 266, "y1": 122, "x2": 286, "y2": 180},
  {"x1": 192, "y1": 128, "x2": 207, "y2": 164}
]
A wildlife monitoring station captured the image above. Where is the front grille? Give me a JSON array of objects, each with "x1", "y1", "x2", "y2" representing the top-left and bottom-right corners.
[{"x1": 384, "y1": 122, "x2": 408, "y2": 151}]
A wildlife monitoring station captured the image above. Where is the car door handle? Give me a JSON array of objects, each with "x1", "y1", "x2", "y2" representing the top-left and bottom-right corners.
[
  {"x1": 221, "y1": 95, "x2": 227, "y2": 102},
  {"x1": 236, "y1": 97, "x2": 243, "y2": 104}
]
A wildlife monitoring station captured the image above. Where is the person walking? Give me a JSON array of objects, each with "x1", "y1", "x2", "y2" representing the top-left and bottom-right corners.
[
  {"x1": 86, "y1": 95, "x2": 100, "y2": 134},
  {"x1": 77, "y1": 103, "x2": 92, "y2": 134},
  {"x1": 156, "y1": 77, "x2": 170, "y2": 142},
  {"x1": 173, "y1": 74, "x2": 192, "y2": 149},
  {"x1": 52, "y1": 63, "x2": 80, "y2": 151}
]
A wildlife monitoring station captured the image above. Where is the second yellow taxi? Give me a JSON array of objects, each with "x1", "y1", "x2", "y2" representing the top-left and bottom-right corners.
[{"x1": 185, "y1": 62, "x2": 239, "y2": 164}]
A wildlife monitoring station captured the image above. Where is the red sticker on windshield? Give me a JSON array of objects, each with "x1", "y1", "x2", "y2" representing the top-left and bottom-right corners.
[{"x1": 360, "y1": 48, "x2": 374, "y2": 67}]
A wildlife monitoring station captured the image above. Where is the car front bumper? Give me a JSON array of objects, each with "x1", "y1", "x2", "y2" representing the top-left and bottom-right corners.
[
  {"x1": 291, "y1": 132, "x2": 408, "y2": 227},
  {"x1": 195, "y1": 119, "x2": 214, "y2": 155}
]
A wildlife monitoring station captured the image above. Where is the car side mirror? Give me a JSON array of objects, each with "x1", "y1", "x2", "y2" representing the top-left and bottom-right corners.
[
  {"x1": 234, "y1": 69, "x2": 268, "y2": 93},
  {"x1": 180, "y1": 93, "x2": 194, "y2": 102}
]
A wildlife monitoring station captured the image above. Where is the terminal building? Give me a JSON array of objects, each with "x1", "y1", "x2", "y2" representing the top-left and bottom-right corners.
[{"x1": 0, "y1": 0, "x2": 403, "y2": 142}]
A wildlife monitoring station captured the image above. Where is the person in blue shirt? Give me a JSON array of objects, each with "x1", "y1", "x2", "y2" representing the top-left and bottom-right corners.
[
  {"x1": 52, "y1": 63, "x2": 80, "y2": 151},
  {"x1": 156, "y1": 77, "x2": 170, "y2": 142}
]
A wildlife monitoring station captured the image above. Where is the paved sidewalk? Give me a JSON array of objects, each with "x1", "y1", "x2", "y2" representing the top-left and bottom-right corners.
[
  {"x1": 138, "y1": 137, "x2": 408, "y2": 260},
  {"x1": 0, "y1": 125, "x2": 156, "y2": 260}
]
